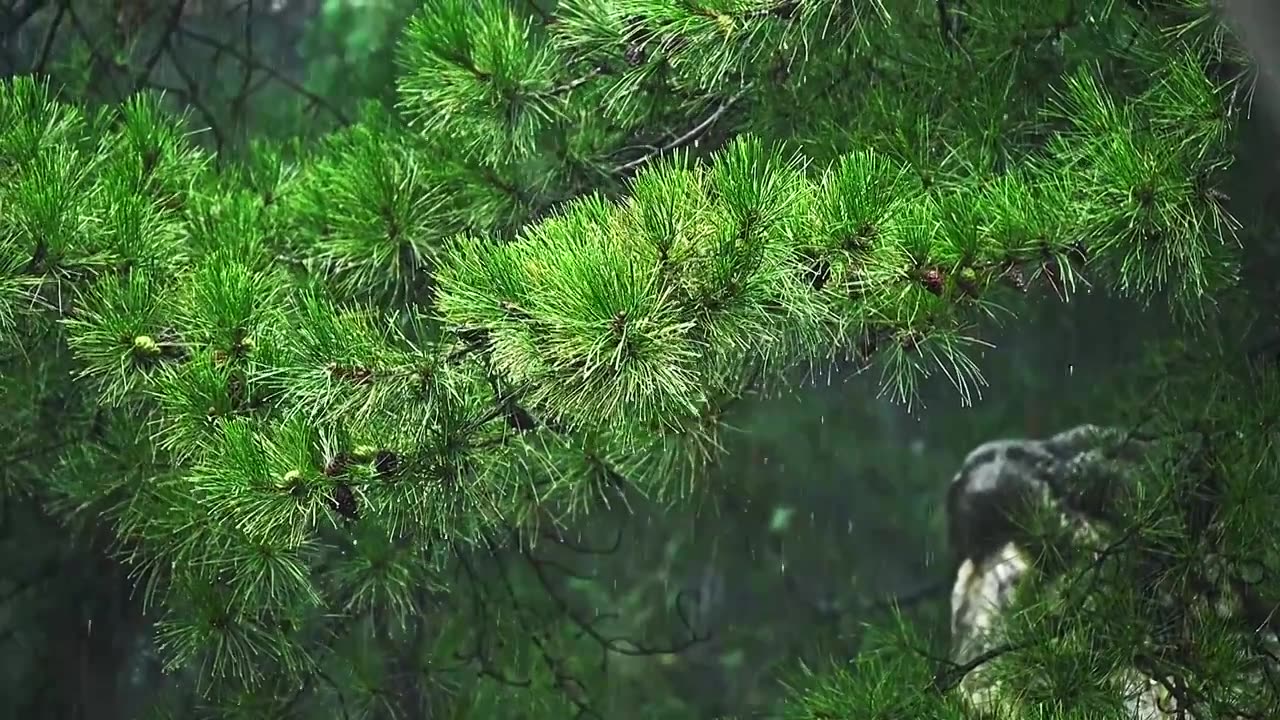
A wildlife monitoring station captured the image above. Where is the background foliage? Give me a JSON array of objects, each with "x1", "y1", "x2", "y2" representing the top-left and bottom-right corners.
[{"x1": 1, "y1": 0, "x2": 1277, "y2": 718}]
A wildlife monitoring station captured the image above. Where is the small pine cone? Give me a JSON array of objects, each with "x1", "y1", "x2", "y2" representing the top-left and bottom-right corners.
[
  {"x1": 281, "y1": 470, "x2": 308, "y2": 499},
  {"x1": 132, "y1": 334, "x2": 160, "y2": 357},
  {"x1": 920, "y1": 268, "x2": 945, "y2": 296},
  {"x1": 329, "y1": 483, "x2": 359, "y2": 521},
  {"x1": 326, "y1": 363, "x2": 374, "y2": 385},
  {"x1": 956, "y1": 267, "x2": 981, "y2": 297},
  {"x1": 624, "y1": 43, "x2": 646, "y2": 66},
  {"x1": 373, "y1": 449, "x2": 400, "y2": 477},
  {"x1": 324, "y1": 452, "x2": 353, "y2": 477}
]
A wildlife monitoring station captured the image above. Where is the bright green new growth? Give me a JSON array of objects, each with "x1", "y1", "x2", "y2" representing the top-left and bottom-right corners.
[{"x1": 0, "y1": 0, "x2": 1261, "y2": 716}]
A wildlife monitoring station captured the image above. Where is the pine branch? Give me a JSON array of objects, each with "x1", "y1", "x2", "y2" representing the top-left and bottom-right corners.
[{"x1": 0, "y1": 0, "x2": 1266, "y2": 715}]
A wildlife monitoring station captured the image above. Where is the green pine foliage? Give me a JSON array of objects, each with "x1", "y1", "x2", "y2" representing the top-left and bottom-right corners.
[{"x1": 0, "y1": 0, "x2": 1269, "y2": 716}]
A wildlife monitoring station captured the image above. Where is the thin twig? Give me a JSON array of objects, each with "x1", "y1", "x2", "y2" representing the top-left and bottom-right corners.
[
  {"x1": 611, "y1": 89, "x2": 747, "y2": 175},
  {"x1": 33, "y1": 0, "x2": 67, "y2": 75},
  {"x1": 174, "y1": 24, "x2": 351, "y2": 124},
  {"x1": 134, "y1": 0, "x2": 188, "y2": 90}
]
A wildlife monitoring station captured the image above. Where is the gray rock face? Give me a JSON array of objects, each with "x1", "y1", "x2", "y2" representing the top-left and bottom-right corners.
[{"x1": 945, "y1": 425, "x2": 1279, "y2": 719}]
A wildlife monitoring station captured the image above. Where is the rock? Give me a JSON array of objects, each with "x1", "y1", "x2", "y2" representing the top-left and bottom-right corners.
[{"x1": 945, "y1": 425, "x2": 1279, "y2": 719}]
